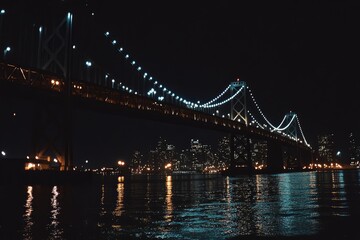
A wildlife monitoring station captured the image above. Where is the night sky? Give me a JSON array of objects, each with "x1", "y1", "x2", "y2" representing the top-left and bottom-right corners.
[{"x1": 1, "y1": 0, "x2": 360, "y2": 167}]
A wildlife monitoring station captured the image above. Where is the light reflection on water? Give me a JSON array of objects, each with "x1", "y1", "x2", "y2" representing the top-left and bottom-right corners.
[
  {"x1": 0, "y1": 170, "x2": 360, "y2": 239},
  {"x1": 23, "y1": 186, "x2": 33, "y2": 240},
  {"x1": 48, "y1": 186, "x2": 63, "y2": 239}
]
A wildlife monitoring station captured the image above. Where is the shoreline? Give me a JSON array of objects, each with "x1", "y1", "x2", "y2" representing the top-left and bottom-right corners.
[{"x1": 1, "y1": 167, "x2": 359, "y2": 185}]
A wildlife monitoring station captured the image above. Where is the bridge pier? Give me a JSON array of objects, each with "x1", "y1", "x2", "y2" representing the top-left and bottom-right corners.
[
  {"x1": 32, "y1": 96, "x2": 68, "y2": 170},
  {"x1": 267, "y1": 141, "x2": 312, "y2": 172}
]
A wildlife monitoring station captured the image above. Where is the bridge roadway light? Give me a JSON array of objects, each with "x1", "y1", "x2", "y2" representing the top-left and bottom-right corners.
[
  {"x1": 3, "y1": 46, "x2": 10, "y2": 59},
  {"x1": 85, "y1": 61, "x2": 92, "y2": 82},
  {"x1": 0, "y1": 12, "x2": 4, "y2": 36}
]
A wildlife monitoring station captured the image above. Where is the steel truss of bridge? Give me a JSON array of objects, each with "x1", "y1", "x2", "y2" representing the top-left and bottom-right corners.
[{"x1": 0, "y1": 62, "x2": 312, "y2": 173}]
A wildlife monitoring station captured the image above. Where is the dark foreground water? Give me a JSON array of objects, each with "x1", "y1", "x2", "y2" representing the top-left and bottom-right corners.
[{"x1": 1, "y1": 170, "x2": 360, "y2": 239}]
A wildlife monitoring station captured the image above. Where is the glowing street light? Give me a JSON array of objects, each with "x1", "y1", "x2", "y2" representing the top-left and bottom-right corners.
[
  {"x1": 118, "y1": 160, "x2": 125, "y2": 166},
  {"x1": 1, "y1": 150, "x2": 6, "y2": 157}
]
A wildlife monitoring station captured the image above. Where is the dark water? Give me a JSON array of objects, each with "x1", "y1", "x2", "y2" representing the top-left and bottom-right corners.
[{"x1": 1, "y1": 170, "x2": 360, "y2": 239}]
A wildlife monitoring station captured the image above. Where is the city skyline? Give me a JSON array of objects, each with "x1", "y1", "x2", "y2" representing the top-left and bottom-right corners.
[
  {"x1": 1, "y1": 1, "x2": 360, "y2": 166},
  {"x1": 78, "y1": 131, "x2": 360, "y2": 169}
]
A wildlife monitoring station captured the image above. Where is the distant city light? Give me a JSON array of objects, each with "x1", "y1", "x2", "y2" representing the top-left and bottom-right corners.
[
  {"x1": 1, "y1": 151, "x2": 6, "y2": 156},
  {"x1": 0, "y1": 9, "x2": 5, "y2": 14},
  {"x1": 85, "y1": 61, "x2": 92, "y2": 67}
]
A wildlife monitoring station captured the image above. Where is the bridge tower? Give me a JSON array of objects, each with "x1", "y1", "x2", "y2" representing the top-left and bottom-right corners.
[
  {"x1": 230, "y1": 81, "x2": 247, "y2": 124},
  {"x1": 32, "y1": 13, "x2": 73, "y2": 170},
  {"x1": 280, "y1": 112, "x2": 307, "y2": 170},
  {"x1": 228, "y1": 81, "x2": 253, "y2": 173},
  {"x1": 283, "y1": 112, "x2": 298, "y2": 140}
]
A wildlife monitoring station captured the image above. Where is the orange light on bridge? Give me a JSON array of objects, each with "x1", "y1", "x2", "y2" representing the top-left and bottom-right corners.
[
  {"x1": 118, "y1": 160, "x2": 125, "y2": 166},
  {"x1": 50, "y1": 79, "x2": 60, "y2": 85}
]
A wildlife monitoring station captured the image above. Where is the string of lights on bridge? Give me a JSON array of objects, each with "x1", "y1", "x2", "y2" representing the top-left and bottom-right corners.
[
  {"x1": 99, "y1": 31, "x2": 310, "y2": 146},
  {"x1": 1, "y1": 5, "x2": 309, "y2": 147},
  {"x1": 81, "y1": 7, "x2": 310, "y2": 147}
]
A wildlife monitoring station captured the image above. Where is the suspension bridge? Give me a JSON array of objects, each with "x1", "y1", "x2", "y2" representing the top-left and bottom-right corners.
[{"x1": 0, "y1": 4, "x2": 312, "y2": 173}]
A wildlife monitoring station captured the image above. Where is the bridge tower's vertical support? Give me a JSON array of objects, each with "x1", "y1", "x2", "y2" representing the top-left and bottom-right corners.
[
  {"x1": 33, "y1": 13, "x2": 73, "y2": 170},
  {"x1": 284, "y1": 112, "x2": 298, "y2": 140},
  {"x1": 230, "y1": 81, "x2": 247, "y2": 124}
]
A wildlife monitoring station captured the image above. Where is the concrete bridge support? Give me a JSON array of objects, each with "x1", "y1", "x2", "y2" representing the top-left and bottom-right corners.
[
  {"x1": 32, "y1": 97, "x2": 68, "y2": 170},
  {"x1": 267, "y1": 141, "x2": 283, "y2": 172}
]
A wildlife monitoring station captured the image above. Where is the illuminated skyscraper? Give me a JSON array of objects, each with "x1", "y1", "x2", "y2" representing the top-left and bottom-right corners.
[
  {"x1": 317, "y1": 133, "x2": 336, "y2": 163},
  {"x1": 130, "y1": 150, "x2": 143, "y2": 174},
  {"x1": 252, "y1": 140, "x2": 268, "y2": 169},
  {"x1": 217, "y1": 136, "x2": 230, "y2": 169},
  {"x1": 349, "y1": 132, "x2": 359, "y2": 166}
]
